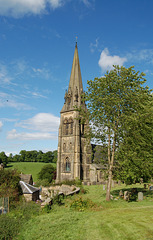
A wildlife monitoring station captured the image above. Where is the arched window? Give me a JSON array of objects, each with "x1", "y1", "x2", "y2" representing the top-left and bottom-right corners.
[
  {"x1": 63, "y1": 117, "x2": 73, "y2": 135},
  {"x1": 69, "y1": 117, "x2": 73, "y2": 135},
  {"x1": 63, "y1": 119, "x2": 68, "y2": 135},
  {"x1": 65, "y1": 157, "x2": 71, "y2": 172}
]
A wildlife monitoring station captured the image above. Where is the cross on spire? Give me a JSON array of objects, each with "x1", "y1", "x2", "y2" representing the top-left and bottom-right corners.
[{"x1": 75, "y1": 36, "x2": 78, "y2": 46}]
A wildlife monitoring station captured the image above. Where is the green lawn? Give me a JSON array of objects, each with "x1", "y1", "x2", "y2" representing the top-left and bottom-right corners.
[
  {"x1": 17, "y1": 184, "x2": 153, "y2": 240},
  {"x1": 7, "y1": 162, "x2": 56, "y2": 182}
]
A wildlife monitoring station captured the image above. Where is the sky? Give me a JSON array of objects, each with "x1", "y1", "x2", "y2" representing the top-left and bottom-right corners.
[{"x1": 0, "y1": 0, "x2": 153, "y2": 155}]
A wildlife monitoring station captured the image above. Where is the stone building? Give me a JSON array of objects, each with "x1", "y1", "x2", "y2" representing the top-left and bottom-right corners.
[
  {"x1": 19, "y1": 181, "x2": 39, "y2": 202},
  {"x1": 56, "y1": 43, "x2": 104, "y2": 184}
]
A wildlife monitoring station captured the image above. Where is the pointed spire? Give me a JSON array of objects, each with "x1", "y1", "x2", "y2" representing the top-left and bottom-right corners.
[
  {"x1": 61, "y1": 42, "x2": 84, "y2": 112},
  {"x1": 68, "y1": 42, "x2": 83, "y2": 100}
]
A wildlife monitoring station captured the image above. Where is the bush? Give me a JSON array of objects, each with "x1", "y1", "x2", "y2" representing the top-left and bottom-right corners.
[
  {"x1": 70, "y1": 197, "x2": 95, "y2": 212},
  {"x1": 35, "y1": 179, "x2": 51, "y2": 187},
  {"x1": 13, "y1": 201, "x2": 41, "y2": 220},
  {"x1": 0, "y1": 201, "x2": 41, "y2": 240},
  {"x1": 0, "y1": 215, "x2": 19, "y2": 240},
  {"x1": 0, "y1": 169, "x2": 21, "y2": 201},
  {"x1": 37, "y1": 164, "x2": 56, "y2": 183},
  {"x1": 60, "y1": 179, "x2": 82, "y2": 187}
]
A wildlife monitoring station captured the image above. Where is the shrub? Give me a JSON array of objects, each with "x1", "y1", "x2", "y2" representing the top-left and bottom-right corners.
[
  {"x1": 37, "y1": 164, "x2": 56, "y2": 183},
  {"x1": 0, "y1": 201, "x2": 41, "y2": 240},
  {"x1": 0, "y1": 169, "x2": 21, "y2": 201},
  {"x1": 0, "y1": 215, "x2": 19, "y2": 240},
  {"x1": 14, "y1": 201, "x2": 41, "y2": 220},
  {"x1": 70, "y1": 197, "x2": 95, "y2": 212}
]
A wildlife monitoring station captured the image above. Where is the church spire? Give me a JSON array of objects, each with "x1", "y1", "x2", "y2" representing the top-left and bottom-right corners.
[
  {"x1": 61, "y1": 43, "x2": 84, "y2": 112},
  {"x1": 68, "y1": 41, "x2": 83, "y2": 95}
]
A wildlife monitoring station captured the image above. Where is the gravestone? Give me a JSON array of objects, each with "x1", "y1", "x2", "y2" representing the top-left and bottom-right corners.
[
  {"x1": 119, "y1": 190, "x2": 123, "y2": 198},
  {"x1": 149, "y1": 186, "x2": 153, "y2": 191},
  {"x1": 124, "y1": 191, "x2": 129, "y2": 201},
  {"x1": 110, "y1": 194, "x2": 113, "y2": 200},
  {"x1": 138, "y1": 192, "x2": 143, "y2": 201},
  {"x1": 103, "y1": 185, "x2": 105, "y2": 191},
  {"x1": 118, "y1": 180, "x2": 121, "y2": 186}
]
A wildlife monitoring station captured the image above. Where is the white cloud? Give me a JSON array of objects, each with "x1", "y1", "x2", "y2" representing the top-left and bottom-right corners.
[
  {"x1": 16, "y1": 113, "x2": 60, "y2": 132},
  {"x1": 0, "y1": 121, "x2": 3, "y2": 131},
  {"x1": 7, "y1": 129, "x2": 57, "y2": 140},
  {"x1": 81, "y1": 0, "x2": 91, "y2": 7},
  {"x1": 0, "y1": 64, "x2": 13, "y2": 84},
  {"x1": 0, "y1": 92, "x2": 33, "y2": 110},
  {"x1": 90, "y1": 38, "x2": 99, "y2": 53},
  {"x1": 127, "y1": 49, "x2": 153, "y2": 64},
  {"x1": 0, "y1": 0, "x2": 64, "y2": 18},
  {"x1": 31, "y1": 92, "x2": 47, "y2": 98},
  {"x1": 32, "y1": 67, "x2": 51, "y2": 80},
  {"x1": 48, "y1": 0, "x2": 63, "y2": 9},
  {"x1": 7, "y1": 113, "x2": 60, "y2": 140},
  {"x1": 98, "y1": 48, "x2": 127, "y2": 72}
]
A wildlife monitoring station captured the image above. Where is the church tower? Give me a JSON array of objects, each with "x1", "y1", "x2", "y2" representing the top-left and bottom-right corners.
[{"x1": 56, "y1": 42, "x2": 92, "y2": 183}]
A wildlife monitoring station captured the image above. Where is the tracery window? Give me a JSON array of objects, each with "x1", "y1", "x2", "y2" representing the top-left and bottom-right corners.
[
  {"x1": 63, "y1": 118, "x2": 68, "y2": 135},
  {"x1": 63, "y1": 117, "x2": 73, "y2": 135},
  {"x1": 66, "y1": 123, "x2": 69, "y2": 135},
  {"x1": 65, "y1": 157, "x2": 71, "y2": 172},
  {"x1": 69, "y1": 117, "x2": 73, "y2": 135}
]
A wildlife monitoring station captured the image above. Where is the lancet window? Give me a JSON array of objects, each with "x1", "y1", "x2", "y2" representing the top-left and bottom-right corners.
[
  {"x1": 65, "y1": 157, "x2": 71, "y2": 172},
  {"x1": 63, "y1": 117, "x2": 73, "y2": 135},
  {"x1": 69, "y1": 117, "x2": 73, "y2": 135}
]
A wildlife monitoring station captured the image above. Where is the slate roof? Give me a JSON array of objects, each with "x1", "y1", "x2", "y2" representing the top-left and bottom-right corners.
[
  {"x1": 19, "y1": 181, "x2": 39, "y2": 194},
  {"x1": 91, "y1": 163, "x2": 107, "y2": 170},
  {"x1": 20, "y1": 174, "x2": 33, "y2": 184}
]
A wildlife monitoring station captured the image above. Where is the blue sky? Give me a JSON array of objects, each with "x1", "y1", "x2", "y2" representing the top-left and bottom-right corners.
[{"x1": 0, "y1": 0, "x2": 153, "y2": 155}]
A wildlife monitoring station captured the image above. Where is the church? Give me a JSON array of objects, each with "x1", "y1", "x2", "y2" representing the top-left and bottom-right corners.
[{"x1": 56, "y1": 42, "x2": 105, "y2": 184}]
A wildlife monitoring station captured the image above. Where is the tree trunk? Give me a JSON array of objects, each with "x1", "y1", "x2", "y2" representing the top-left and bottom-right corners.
[
  {"x1": 106, "y1": 130, "x2": 116, "y2": 201},
  {"x1": 106, "y1": 167, "x2": 112, "y2": 201}
]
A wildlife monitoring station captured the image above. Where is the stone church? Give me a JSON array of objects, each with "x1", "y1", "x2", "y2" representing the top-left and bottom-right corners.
[{"x1": 56, "y1": 43, "x2": 105, "y2": 184}]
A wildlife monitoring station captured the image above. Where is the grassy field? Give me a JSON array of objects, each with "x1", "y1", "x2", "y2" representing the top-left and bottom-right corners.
[
  {"x1": 7, "y1": 162, "x2": 56, "y2": 182},
  {"x1": 17, "y1": 184, "x2": 153, "y2": 240}
]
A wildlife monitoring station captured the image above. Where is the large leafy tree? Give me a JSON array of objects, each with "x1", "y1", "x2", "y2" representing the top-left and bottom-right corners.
[
  {"x1": 83, "y1": 65, "x2": 153, "y2": 201},
  {"x1": 115, "y1": 100, "x2": 153, "y2": 184}
]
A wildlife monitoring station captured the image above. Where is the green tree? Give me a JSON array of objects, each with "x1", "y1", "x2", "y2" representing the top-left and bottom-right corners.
[
  {"x1": 42, "y1": 151, "x2": 54, "y2": 163},
  {"x1": 83, "y1": 65, "x2": 153, "y2": 201},
  {"x1": 13, "y1": 154, "x2": 21, "y2": 162},
  {"x1": 0, "y1": 152, "x2": 8, "y2": 167},
  {"x1": 52, "y1": 150, "x2": 57, "y2": 163},
  {"x1": 8, "y1": 153, "x2": 13, "y2": 162},
  {"x1": 115, "y1": 100, "x2": 153, "y2": 184},
  {"x1": 0, "y1": 169, "x2": 21, "y2": 200},
  {"x1": 37, "y1": 164, "x2": 56, "y2": 183},
  {"x1": 19, "y1": 150, "x2": 26, "y2": 162}
]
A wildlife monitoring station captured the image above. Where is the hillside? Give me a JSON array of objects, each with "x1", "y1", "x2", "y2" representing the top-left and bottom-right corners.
[
  {"x1": 17, "y1": 184, "x2": 153, "y2": 240},
  {"x1": 7, "y1": 162, "x2": 56, "y2": 182}
]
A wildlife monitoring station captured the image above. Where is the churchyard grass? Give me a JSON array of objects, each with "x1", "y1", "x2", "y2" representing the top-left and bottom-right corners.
[
  {"x1": 17, "y1": 183, "x2": 153, "y2": 240},
  {"x1": 7, "y1": 162, "x2": 56, "y2": 182}
]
